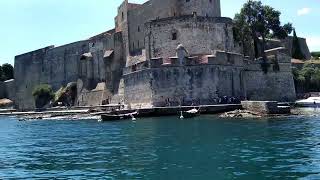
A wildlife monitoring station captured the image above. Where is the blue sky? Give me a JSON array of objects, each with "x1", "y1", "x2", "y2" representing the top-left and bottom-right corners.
[{"x1": 0, "y1": 0, "x2": 319, "y2": 64}]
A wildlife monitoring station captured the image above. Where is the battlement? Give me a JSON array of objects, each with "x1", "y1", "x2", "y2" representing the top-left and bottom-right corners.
[
  {"x1": 123, "y1": 47, "x2": 295, "y2": 76},
  {"x1": 147, "y1": 15, "x2": 232, "y2": 27},
  {"x1": 123, "y1": 51, "x2": 246, "y2": 75},
  {"x1": 208, "y1": 51, "x2": 244, "y2": 66}
]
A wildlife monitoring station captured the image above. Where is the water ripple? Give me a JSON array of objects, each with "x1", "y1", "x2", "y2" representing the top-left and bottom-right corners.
[{"x1": 0, "y1": 116, "x2": 320, "y2": 179}]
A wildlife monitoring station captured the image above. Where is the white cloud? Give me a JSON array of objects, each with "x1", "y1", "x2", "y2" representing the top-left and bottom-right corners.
[
  {"x1": 306, "y1": 36, "x2": 320, "y2": 52},
  {"x1": 297, "y1": 8, "x2": 311, "y2": 16}
]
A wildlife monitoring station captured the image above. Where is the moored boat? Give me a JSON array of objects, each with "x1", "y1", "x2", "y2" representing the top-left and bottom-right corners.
[
  {"x1": 296, "y1": 97, "x2": 320, "y2": 107},
  {"x1": 180, "y1": 108, "x2": 200, "y2": 119},
  {"x1": 100, "y1": 111, "x2": 138, "y2": 121}
]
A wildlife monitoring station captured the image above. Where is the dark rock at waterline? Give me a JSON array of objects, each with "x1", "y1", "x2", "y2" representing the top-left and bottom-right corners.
[{"x1": 220, "y1": 110, "x2": 262, "y2": 118}]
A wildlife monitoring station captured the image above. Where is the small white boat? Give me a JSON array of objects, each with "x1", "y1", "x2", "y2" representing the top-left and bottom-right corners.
[
  {"x1": 296, "y1": 97, "x2": 320, "y2": 107},
  {"x1": 179, "y1": 108, "x2": 200, "y2": 119}
]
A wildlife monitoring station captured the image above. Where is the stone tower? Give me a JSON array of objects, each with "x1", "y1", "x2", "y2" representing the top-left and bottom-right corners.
[{"x1": 175, "y1": 0, "x2": 221, "y2": 17}]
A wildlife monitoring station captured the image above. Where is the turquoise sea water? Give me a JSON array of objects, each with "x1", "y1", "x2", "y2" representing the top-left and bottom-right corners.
[{"x1": 0, "y1": 115, "x2": 320, "y2": 179}]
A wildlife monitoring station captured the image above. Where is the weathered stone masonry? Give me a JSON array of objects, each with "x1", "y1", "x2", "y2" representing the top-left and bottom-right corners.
[{"x1": 12, "y1": 0, "x2": 298, "y2": 110}]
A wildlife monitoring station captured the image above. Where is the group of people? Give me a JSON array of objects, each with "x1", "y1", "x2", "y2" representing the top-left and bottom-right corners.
[
  {"x1": 164, "y1": 96, "x2": 244, "y2": 107},
  {"x1": 214, "y1": 96, "x2": 242, "y2": 104}
]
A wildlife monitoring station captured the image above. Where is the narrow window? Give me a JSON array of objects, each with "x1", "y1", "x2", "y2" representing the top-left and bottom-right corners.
[
  {"x1": 138, "y1": 26, "x2": 140, "y2": 32},
  {"x1": 138, "y1": 40, "x2": 140, "y2": 48},
  {"x1": 172, "y1": 33, "x2": 177, "y2": 40},
  {"x1": 122, "y1": 12, "x2": 124, "y2": 20},
  {"x1": 133, "y1": 42, "x2": 135, "y2": 49},
  {"x1": 132, "y1": 65, "x2": 137, "y2": 72}
]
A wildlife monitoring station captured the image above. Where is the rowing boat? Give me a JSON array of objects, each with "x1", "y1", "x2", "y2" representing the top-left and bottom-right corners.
[{"x1": 100, "y1": 111, "x2": 138, "y2": 121}]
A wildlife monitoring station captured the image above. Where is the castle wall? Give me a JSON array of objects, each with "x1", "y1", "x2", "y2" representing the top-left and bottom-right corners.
[
  {"x1": 116, "y1": 1, "x2": 131, "y2": 63},
  {"x1": 283, "y1": 37, "x2": 311, "y2": 60},
  {"x1": 123, "y1": 49, "x2": 296, "y2": 108},
  {"x1": 126, "y1": 0, "x2": 179, "y2": 64},
  {"x1": 14, "y1": 41, "x2": 89, "y2": 110},
  {"x1": 126, "y1": 0, "x2": 221, "y2": 63},
  {"x1": 42, "y1": 41, "x2": 89, "y2": 90},
  {"x1": 243, "y1": 71, "x2": 296, "y2": 102},
  {"x1": 0, "y1": 82, "x2": 6, "y2": 99},
  {"x1": 243, "y1": 49, "x2": 296, "y2": 102},
  {"x1": 89, "y1": 33, "x2": 114, "y2": 83},
  {"x1": 12, "y1": 0, "x2": 299, "y2": 110},
  {"x1": 177, "y1": 0, "x2": 221, "y2": 17},
  {"x1": 4, "y1": 79, "x2": 15, "y2": 102},
  {"x1": 150, "y1": 65, "x2": 244, "y2": 106},
  {"x1": 123, "y1": 69, "x2": 153, "y2": 108},
  {"x1": 266, "y1": 37, "x2": 311, "y2": 60},
  {"x1": 77, "y1": 32, "x2": 126, "y2": 106},
  {"x1": 76, "y1": 81, "x2": 111, "y2": 106},
  {"x1": 15, "y1": 47, "x2": 52, "y2": 110},
  {"x1": 123, "y1": 64, "x2": 244, "y2": 108},
  {"x1": 145, "y1": 16, "x2": 235, "y2": 59}
]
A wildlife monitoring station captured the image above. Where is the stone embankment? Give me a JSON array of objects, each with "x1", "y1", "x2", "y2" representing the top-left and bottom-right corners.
[
  {"x1": 220, "y1": 101, "x2": 291, "y2": 118},
  {"x1": 0, "y1": 104, "x2": 242, "y2": 120}
]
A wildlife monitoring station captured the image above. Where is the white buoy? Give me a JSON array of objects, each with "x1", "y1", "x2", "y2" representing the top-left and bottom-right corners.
[
  {"x1": 130, "y1": 114, "x2": 136, "y2": 121},
  {"x1": 180, "y1": 111, "x2": 184, "y2": 119}
]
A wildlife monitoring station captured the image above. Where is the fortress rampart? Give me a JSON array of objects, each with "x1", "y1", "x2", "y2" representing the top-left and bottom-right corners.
[
  {"x1": 122, "y1": 48, "x2": 296, "y2": 108},
  {"x1": 10, "y1": 0, "x2": 299, "y2": 110}
]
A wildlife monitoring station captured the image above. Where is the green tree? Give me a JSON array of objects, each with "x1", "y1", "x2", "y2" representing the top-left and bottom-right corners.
[
  {"x1": 233, "y1": 13, "x2": 253, "y2": 57},
  {"x1": 233, "y1": 0, "x2": 293, "y2": 59},
  {"x1": 293, "y1": 64, "x2": 320, "y2": 92},
  {"x1": 1, "y1": 63, "x2": 14, "y2": 81}
]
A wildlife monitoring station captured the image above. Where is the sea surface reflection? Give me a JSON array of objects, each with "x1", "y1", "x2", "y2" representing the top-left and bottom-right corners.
[{"x1": 0, "y1": 114, "x2": 320, "y2": 179}]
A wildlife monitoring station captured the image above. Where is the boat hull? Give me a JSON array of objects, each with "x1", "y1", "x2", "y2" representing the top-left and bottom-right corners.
[
  {"x1": 182, "y1": 112, "x2": 199, "y2": 118},
  {"x1": 296, "y1": 103, "x2": 320, "y2": 108},
  {"x1": 100, "y1": 112, "x2": 137, "y2": 121}
]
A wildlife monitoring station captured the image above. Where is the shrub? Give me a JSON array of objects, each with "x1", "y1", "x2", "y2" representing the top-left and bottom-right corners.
[{"x1": 32, "y1": 84, "x2": 54, "y2": 108}]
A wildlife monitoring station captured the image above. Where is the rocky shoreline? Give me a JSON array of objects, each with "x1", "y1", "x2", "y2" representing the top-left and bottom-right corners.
[{"x1": 220, "y1": 110, "x2": 263, "y2": 118}]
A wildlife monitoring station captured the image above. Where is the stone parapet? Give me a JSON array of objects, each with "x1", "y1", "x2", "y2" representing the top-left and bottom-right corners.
[
  {"x1": 150, "y1": 58, "x2": 163, "y2": 68},
  {"x1": 208, "y1": 51, "x2": 244, "y2": 66},
  {"x1": 123, "y1": 61, "x2": 149, "y2": 75}
]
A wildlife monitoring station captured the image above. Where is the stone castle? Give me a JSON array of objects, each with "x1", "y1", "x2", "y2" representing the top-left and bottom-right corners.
[{"x1": 7, "y1": 0, "x2": 307, "y2": 110}]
